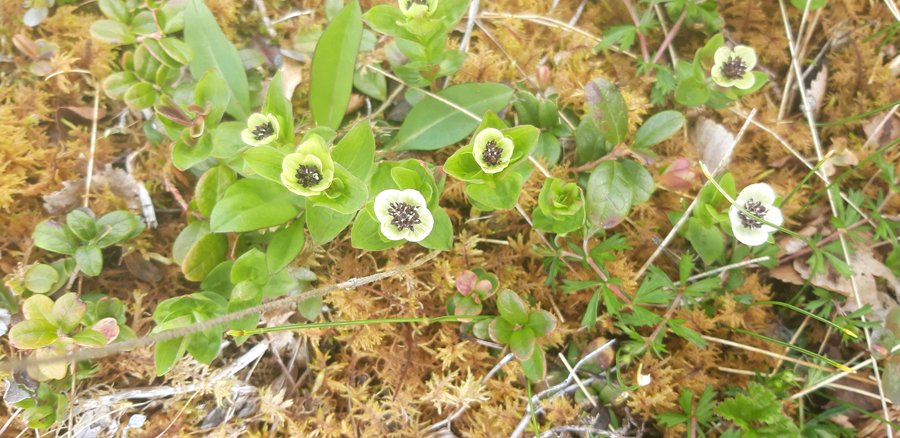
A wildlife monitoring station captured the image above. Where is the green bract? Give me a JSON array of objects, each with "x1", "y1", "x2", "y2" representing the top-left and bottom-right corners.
[
  {"x1": 399, "y1": 0, "x2": 438, "y2": 18},
  {"x1": 711, "y1": 45, "x2": 757, "y2": 90},
  {"x1": 471, "y1": 128, "x2": 514, "y2": 174},
  {"x1": 532, "y1": 177, "x2": 585, "y2": 235},
  {"x1": 280, "y1": 134, "x2": 335, "y2": 197},
  {"x1": 373, "y1": 189, "x2": 434, "y2": 242},
  {"x1": 242, "y1": 113, "x2": 280, "y2": 146}
]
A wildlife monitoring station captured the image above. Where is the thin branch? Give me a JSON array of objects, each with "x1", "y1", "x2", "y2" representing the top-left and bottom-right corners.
[
  {"x1": 651, "y1": 7, "x2": 687, "y2": 65},
  {"x1": 83, "y1": 85, "x2": 100, "y2": 208},
  {"x1": 621, "y1": 0, "x2": 650, "y2": 63}
]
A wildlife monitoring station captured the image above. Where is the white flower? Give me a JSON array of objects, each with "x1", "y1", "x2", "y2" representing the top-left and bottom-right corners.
[
  {"x1": 241, "y1": 113, "x2": 280, "y2": 146},
  {"x1": 711, "y1": 45, "x2": 757, "y2": 90},
  {"x1": 399, "y1": 0, "x2": 438, "y2": 18},
  {"x1": 638, "y1": 372, "x2": 652, "y2": 387},
  {"x1": 472, "y1": 128, "x2": 514, "y2": 174},
  {"x1": 729, "y1": 183, "x2": 784, "y2": 246},
  {"x1": 373, "y1": 189, "x2": 434, "y2": 242}
]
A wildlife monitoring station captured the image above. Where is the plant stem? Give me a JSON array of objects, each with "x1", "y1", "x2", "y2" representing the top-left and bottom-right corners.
[
  {"x1": 228, "y1": 314, "x2": 493, "y2": 337},
  {"x1": 621, "y1": 0, "x2": 650, "y2": 63}
]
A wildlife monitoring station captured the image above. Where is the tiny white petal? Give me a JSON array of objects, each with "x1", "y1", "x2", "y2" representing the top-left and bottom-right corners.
[
  {"x1": 374, "y1": 189, "x2": 402, "y2": 221},
  {"x1": 397, "y1": 189, "x2": 428, "y2": 209},
  {"x1": 733, "y1": 225, "x2": 770, "y2": 246},
  {"x1": 737, "y1": 183, "x2": 776, "y2": 206},
  {"x1": 733, "y1": 45, "x2": 757, "y2": 70},
  {"x1": 638, "y1": 373, "x2": 652, "y2": 387},
  {"x1": 732, "y1": 73, "x2": 756, "y2": 90},
  {"x1": 380, "y1": 216, "x2": 409, "y2": 241},
  {"x1": 714, "y1": 46, "x2": 732, "y2": 67},
  {"x1": 405, "y1": 208, "x2": 434, "y2": 242},
  {"x1": 765, "y1": 206, "x2": 784, "y2": 227}
]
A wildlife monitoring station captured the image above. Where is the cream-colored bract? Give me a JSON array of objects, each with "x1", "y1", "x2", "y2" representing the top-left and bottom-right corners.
[
  {"x1": 711, "y1": 45, "x2": 757, "y2": 90},
  {"x1": 241, "y1": 113, "x2": 280, "y2": 146},
  {"x1": 729, "y1": 183, "x2": 783, "y2": 246},
  {"x1": 374, "y1": 189, "x2": 434, "y2": 242},
  {"x1": 399, "y1": 0, "x2": 438, "y2": 18},
  {"x1": 472, "y1": 128, "x2": 514, "y2": 174},
  {"x1": 280, "y1": 135, "x2": 335, "y2": 197}
]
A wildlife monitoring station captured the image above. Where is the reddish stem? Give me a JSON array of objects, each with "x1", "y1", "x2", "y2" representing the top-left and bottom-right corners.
[
  {"x1": 652, "y1": 7, "x2": 688, "y2": 65},
  {"x1": 621, "y1": 0, "x2": 650, "y2": 63}
]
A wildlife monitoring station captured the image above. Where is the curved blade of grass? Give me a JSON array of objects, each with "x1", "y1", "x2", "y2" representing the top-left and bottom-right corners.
[
  {"x1": 779, "y1": 149, "x2": 834, "y2": 208},
  {"x1": 527, "y1": 380, "x2": 540, "y2": 435},
  {"x1": 751, "y1": 300, "x2": 857, "y2": 338},
  {"x1": 726, "y1": 325, "x2": 854, "y2": 373},
  {"x1": 817, "y1": 97, "x2": 900, "y2": 127}
]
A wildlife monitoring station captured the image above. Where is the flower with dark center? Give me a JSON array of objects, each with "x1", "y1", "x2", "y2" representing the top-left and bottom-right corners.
[
  {"x1": 472, "y1": 128, "x2": 515, "y2": 174},
  {"x1": 252, "y1": 122, "x2": 274, "y2": 140},
  {"x1": 295, "y1": 164, "x2": 322, "y2": 188},
  {"x1": 241, "y1": 113, "x2": 280, "y2": 146},
  {"x1": 281, "y1": 134, "x2": 335, "y2": 197},
  {"x1": 482, "y1": 140, "x2": 502, "y2": 166},
  {"x1": 400, "y1": 0, "x2": 437, "y2": 18},
  {"x1": 728, "y1": 183, "x2": 783, "y2": 246},
  {"x1": 387, "y1": 202, "x2": 421, "y2": 232},
  {"x1": 374, "y1": 189, "x2": 434, "y2": 242},
  {"x1": 711, "y1": 45, "x2": 758, "y2": 90}
]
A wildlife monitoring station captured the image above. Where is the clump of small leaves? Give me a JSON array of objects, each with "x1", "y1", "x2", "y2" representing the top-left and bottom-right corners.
[{"x1": 487, "y1": 290, "x2": 557, "y2": 381}]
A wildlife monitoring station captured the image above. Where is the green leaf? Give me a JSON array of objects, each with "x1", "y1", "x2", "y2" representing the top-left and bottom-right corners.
[
  {"x1": 9, "y1": 319, "x2": 58, "y2": 349},
  {"x1": 184, "y1": 0, "x2": 250, "y2": 120},
  {"x1": 621, "y1": 159, "x2": 654, "y2": 205},
  {"x1": 98, "y1": 0, "x2": 128, "y2": 22},
  {"x1": 23, "y1": 295, "x2": 54, "y2": 323},
  {"x1": 243, "y1": 146, "x2": 285, "y2": 182},
  {"x1": 124, "y1": 82, "x2": 158, "y2": 110},
  {"x1": 453, "y1": 295, "x2": 482, "y2": 319},
  {"x1": 488, "y1": 316, "x2": 514, "y2": 344},
  {"x1": 155, "y1": 336, "x2": 189, "y2": 375},
  {"x1": 585, "y1": 78, "x2": 628, "y2": 146},
  {"x1": 96, "y1": 211, "x2": 138, "y2": 248},
  {"x1": 231, "y1": 248, "x2": 268, "y2": 286},
  {"x1": 173, "y1": 221, "x2": 210, "y2": 265},
  {"x1": 717, "y1": 382, "x2": 800, "y2": 436},
  {"x1": 266, "y1": 218, "x2": 305, "y2": 274},
  {"x1": 586, "y1": 160, "x2": 633, "y2": 230},
  {"x1": 310, "y1": 165, "x2": 368, "y2": 214},
  {"x1": 675, "y1": 77, "x2": 709, "y2": 107},
  {"x1": 212, "y1": 122, "x2": 249, "y2": 158},
  {"x1": 533, "y1": 132, "x2": 561, "y2": 167},
  {"x1": 509, "y1": 327, "x2": 536, "y2": 360},
  {"x1": 790, "y1": 0, "x2": 826, "y2": 10},
  {"x1": 497, "y1": 289, "x2": 529, "y2": 325},
  {"x1": 883, "y1": 356, "x2": 900, "y2": 404},
  {"x1": 596, "y1": 24, "x2": 637, "y2": 52},
  {"x1": 263, "y1": 71, "x2": 295, "y2": 147},
  {"x1": 362, "y1": 6, "x2": 421, "y2": 42},
  {"x1": 201, "y1": 261, "x2": 235, "y2": 299},
  {"x1": 160, "y1": 38, "x2": 194, "y2": 65},
  {"x1": 172, "y1": 132, "x2": 213, "y2": 170},
  {"x1": 33, "y1": 221, "x2": 78, "y2": 255},
  {"x1": 418, "y1": 206, "x2": 453, "y2": 250},
  {"x1": 195, "y1": 166, "x2": 237, "y2": 218},
  {"x1": 465, "y1": 163, "x2": 531, "y2": 210},
  {"x1": 393, "y1": 83, "x2": 514, "y2": 151},
  {"x1": 297, "y1": 296, "x2": 323, "y2": 320},
  {"x1": 210, "y1": 179, "x2": 304, "y2": 233},
  {"x1": 310, "y1": 0, "x2": 362, "y2": 130},
  {"x1": 632, "y1": 110, "x2": 685, "y2": 149},
  {"x1": 51, "y1": 293, "x2": 87, "y2": 333},
  {"x1": 182, "y1": 233, "x2": 228, "y2": 282},
  {"x1": 102, "y1": 72, "x2": 138, "y2": 100},
  {"x1": 519, "y1": 347, "x2": 546, "y2": 381},
  {"x1": 90, "y1": 20, "x2": 134, "y2": 45},
  {"x1": 75, "y1": 245, "x2": 103, "y2": 277},
  {"x1": 331, "y1": 119, "x2": 375, "y2": 180},
  {"x1": 195, "y1": 69, "x2": 230, "y2": 126},
  {"x1": 688, "y1": 217, "x2": 724, "y2": 264},
  {"x1": 228, "y1": 280, "x2": 264, "y2": 344},
  {"x1": 581, "y1": 289, "x2": 601, "y2": 328},
  {"x1": 187, "y1": 326, "x2": 223, "y2": 363},
  {"x1": 66, "y1": 210, "x2": 97, "y2": 242},
  {"x1": 72, "y1": 329, "x2": 108, "y2": 347},
  {"x1": 350, "y1": 209, "x2": 403, "y2": 251},
  {"x1": 575, "y1": 116, "x2": 609, "y2": 165},
  {"x1": 353, "y1": 66, "x2": 387, "y2": 100},
  {"x1": 24, "y1": 264, "x2": 58, "y2": 294},
  {"x1": 524, "y1": 311, "x2": 557, "y2": 337},
  {"x1": 307, "y1": 200, "x2": 355, "y2": 245},
  {"x1": 668, "y1": 319, "x2": 708, "y2": 349}
]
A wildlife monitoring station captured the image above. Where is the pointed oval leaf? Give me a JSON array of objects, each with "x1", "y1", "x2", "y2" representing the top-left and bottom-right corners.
[{"x1": 310, "y1": 0, "x2": 362, "y2": 130}]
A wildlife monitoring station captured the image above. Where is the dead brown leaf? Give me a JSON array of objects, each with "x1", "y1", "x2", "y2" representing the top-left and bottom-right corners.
[{"x1": 863, "y1": 113, "x2": 900, "y2": 148}]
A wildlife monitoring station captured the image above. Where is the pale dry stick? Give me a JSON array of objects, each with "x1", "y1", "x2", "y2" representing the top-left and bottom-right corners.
[
  {"x1": 652, "y1": 2, "x2": 678, "y2": 66},
  {"x1": 540, "y1": 426, "x2": 623, "y2": 438},
  {"x1": 673, "y1": 256, "x2": 772, "y2": 287},
  {"x1": 886, "y1": 0, "x2": 900, "y2": 21},
  {"x1": 83, "y1": 85, "x2": 101, "y2": 208},
  {"x1": 791, "y1": 343, "x2": 900, "y2": 400},
  {"x1": 270, "y1": 9, "x2": 313, "y2": 25},
  {"x1": 771, "y1": 315, "x2": 811, "y2": 373},
  {"x1": 557, "y1": 352, "x2": 597, "y2": 407},
  {"x1": 862, "y1": 104, "x2": 900, "y2": 149},
  {"x1": 475, "y1": 13, "x2": 638, "y2": 59},
  {"x1": 515, "y1": 204, "x2": 557, "y2": 253},
  {"x1": 368, "y1": 83, "x2": 406, "y2": 121},
  {"x1": 509, "y1": 339, "x2": 617, "y2": 438},
  {"x1": 728, "y1": 108, "x2": 874, "y2": 227},
  {"x1": 153, "y1": 391, "x2": 199, "y2": 438},
  {"x1": 718, "y1": 366, "x2": 893, "y2": 404},
  {"x1": 252, "y1": 0, "x2": 277, "y2": 38},
  {"x1": 776, "y1": 0, "x2": 814, "y2": 122},
  {"x1": 427, "y1": 353, "x2": 515, "y2": 432},
  {"x1": 567, "y1": 0, "x2": 588, "y2": 27},
  {"x1": 442, "y1": 0, "x2": 479, "y2": 89},
  {"x1": 0, "y1": 252, "x2": 440, "y2": 372},
  {"x1": 0, "y1": 408, "x2": 22, "y2": 437},
  {"x1": 778, "y1": 1, "x2": 893, "y2": 431},
  {"x1": 632, "y1": 109, "x2": 758, "y2": 281}
]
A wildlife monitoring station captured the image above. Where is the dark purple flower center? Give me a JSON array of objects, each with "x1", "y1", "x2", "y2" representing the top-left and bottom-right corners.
[
  {"x1": 252, "y1": 122, "x2": 274, "y2": 140},
  {"x1": 295, "y1": 165, "x2": 322, "y2": 188},
  {"x1": 721, "y1": 56, "x2": 748, "y2": 80},
  {"x1": 482, "y1": 140, "x2": 503, "y2": 166},
  {"x1": 738, "y1": 198, "x2": 768, "y2": 229},
  {"x1": 388, "y1": 202, "x2": 421, "y2": 232}
]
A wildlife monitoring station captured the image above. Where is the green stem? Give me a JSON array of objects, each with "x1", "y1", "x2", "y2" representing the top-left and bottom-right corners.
[
  {"x1": 527, "y1": 379, "x2": 540, "y2": 435},
  {"x1": 227, "y1": 315, "x2": 492, "y2": 337},
  {"x1": 816, "y1": 97, "x2": 900, "y2": 126},
  {"x1": 779, "y1": 150, "x2": 834, "y2": 208},
  {"x1": 726, "y1": 325, "x2": 853, "y2": 372},
  {"x1": 750, "y1": 301, "x2": 857, "y2": 338}
]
